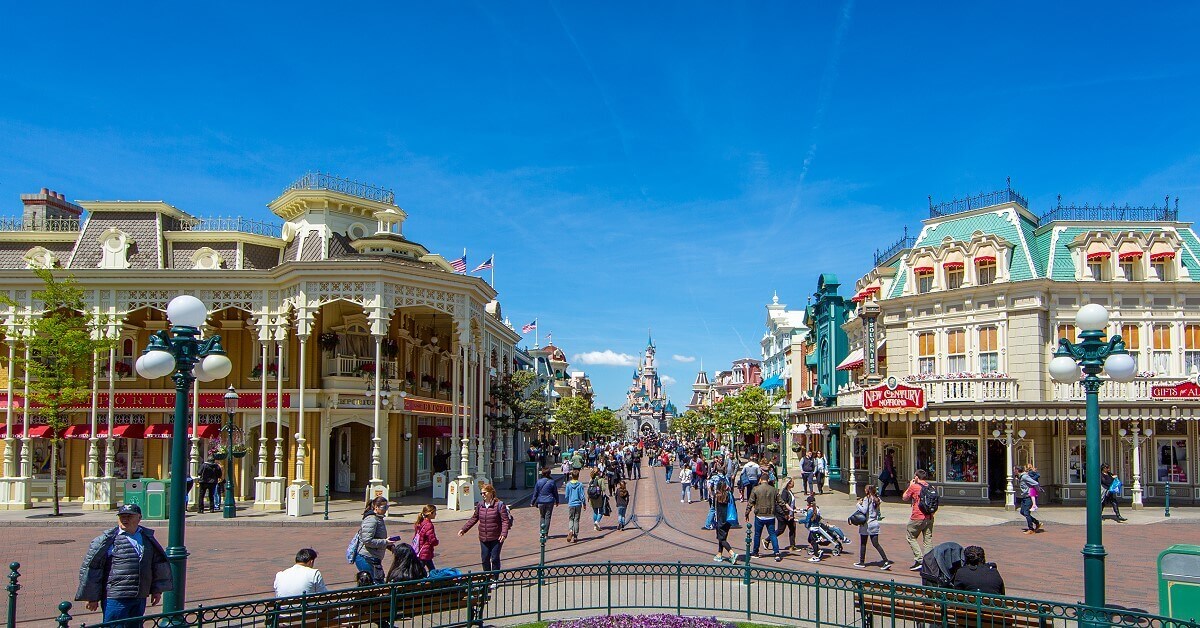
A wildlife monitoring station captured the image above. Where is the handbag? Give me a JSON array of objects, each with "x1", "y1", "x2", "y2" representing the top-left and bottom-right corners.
[{"x1": 848, "y1": 510, "x2": 868, "y2": 526}]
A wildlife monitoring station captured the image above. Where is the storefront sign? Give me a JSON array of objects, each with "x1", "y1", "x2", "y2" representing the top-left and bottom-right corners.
[
  {"x1": 0, "y1": 391, "x2": 290, "y2": 411},
  {"x1": 863, "y1": 377, "x2": 926, "y2": 414},
  {"x1": 402, "y1": 396, "x2": 470, "y2": 417},
  {"x1": 1151, "y1": 380, "x2": 1200, "y2": 399}
]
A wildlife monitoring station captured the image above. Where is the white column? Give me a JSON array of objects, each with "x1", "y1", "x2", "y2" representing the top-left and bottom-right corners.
[
  {"x1": 3, "y1": 340, "x2": 13, "y2": 478},
  {"x1": 369, "y1": 335, "x2": 384, "y2": 486},
  {"x1": 1130, "y1": 424, "x2": 1144, "y2": 509},
  {"x1": 273, "y1": 331, "x2": 285, "y2": 479},
  {"x1": 20, "y1": 345, "x2": 31, "y2": 479},
  {"x1": 103, "y1": 346, "x2": 116, "y2": 479},
  {"x1": 87, "y1": 355, "x2": 100, "y2": 479},
  {"x1": 257, "y1": 339, "x2": 269, "y2": 479},
  {"x1": 1004, "y1": 422, "x2": 1016, "y2": 511},
  {"x1": 294, "y1": 334, "x2": 308, "y2": 482},
  {"x1": 847, "y1": 428, "x2": 858, "y2": 499}
]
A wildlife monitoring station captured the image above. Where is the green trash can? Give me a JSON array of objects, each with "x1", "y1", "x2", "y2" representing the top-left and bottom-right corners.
[
  {"x1": 524, "y1": 461, "x2": 539, "y2": 489},
  {"x1": 1159, "y1": 544, "x2": 1200, "y2": 620},
  {"x1": 122, "y1": 479, "x2": 147, "y2": 512},
  {"x1": 144, "y1": 479, "x2": 170, "y2": 520},
  {"x1": 702, "y1": 447, "x2": 712, "y2": 460}
]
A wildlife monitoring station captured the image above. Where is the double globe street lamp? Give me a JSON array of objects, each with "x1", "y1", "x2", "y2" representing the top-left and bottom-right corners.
[
  {"x1": 134, "y1": 295, "x2": 232, "y2": 614},
  {"x1": 1047, "y1": 303, "x2": 1136, "y2": 616}
]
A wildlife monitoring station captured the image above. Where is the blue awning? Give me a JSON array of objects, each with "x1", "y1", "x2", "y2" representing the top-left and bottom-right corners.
[{"x1": 760, "y1": 375, "x2": 783, "y2": 390}]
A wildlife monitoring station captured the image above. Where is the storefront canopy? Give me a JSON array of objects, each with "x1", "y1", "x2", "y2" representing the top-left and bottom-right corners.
[
  {"x1": 417, "y1": 425, "x2": 451, "y2": 438},
  {"x1": 759, "y1": 375, "x2": 783, "y2": 390},
  {"x1": 0, "y1": 424, "x2": 57, "y2": 438}
]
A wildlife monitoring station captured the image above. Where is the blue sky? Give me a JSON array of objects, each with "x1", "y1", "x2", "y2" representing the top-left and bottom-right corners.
[{"x1": 2, "y1": 3, "x2": 1199, "y2": 408}]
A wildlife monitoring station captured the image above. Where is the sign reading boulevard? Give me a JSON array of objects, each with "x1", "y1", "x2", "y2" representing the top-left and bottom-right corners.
[
  {"x1": 863, "y1": 377, "x2": 926, "y2": 414},
  {"x1": 1150, "y1": 379, "x2": 1200, "y2": 399}
]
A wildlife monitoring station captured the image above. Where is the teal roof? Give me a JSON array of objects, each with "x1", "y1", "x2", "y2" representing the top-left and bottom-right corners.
[
  {"x1": 1046, "y1": 225, "x2": 1197, "y2": 280},
  {"x1": 1178, "y1": 227, "x2": 1200, "y2": 277},
  {"x1": 913, "y1": 209, "x2": 1039, "y2": 281},
  {"x1": 889, "y1": 268, "x2": 907, "y2": 298}
]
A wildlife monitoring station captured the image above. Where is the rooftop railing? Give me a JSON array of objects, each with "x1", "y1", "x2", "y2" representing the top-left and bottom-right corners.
[
  {"x1": 0, "y1": 216, "x2": 80, "y2": 232},
  {"x1": 286, "y1": 171, "x2": 396, "y2": 204},
  {"x1": 872, "y1": 225, "x2": 915, "y2": 266},
  {"x1": 929, "y1": 179, "x2": 1029, "y2": 218},
  {"x1": 1040, "y1": 195, "x2": 1180, "y2": 223},
  {"x1": 174, "y1": 216, "x2": 283, "y2": 238}
]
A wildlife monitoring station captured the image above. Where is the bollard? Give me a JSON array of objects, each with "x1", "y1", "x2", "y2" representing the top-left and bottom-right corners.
[
  {"x1": 7, "y1": 562, "x2": 20, "y2": 628},
  {"x1": 1165, "y1": 480, "x2": 1171, "y2": 518},
  {"x1": 55, "y1": 601, "x2": 72, "y2": 628},
  {"x1": 324, "y1": 483, "x2": 330, "y2": 521}
]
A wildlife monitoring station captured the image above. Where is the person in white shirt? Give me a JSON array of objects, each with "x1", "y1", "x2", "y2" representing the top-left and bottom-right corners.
[{"x1": 274, "y1": 548, "x2": 328, "y2": 598}]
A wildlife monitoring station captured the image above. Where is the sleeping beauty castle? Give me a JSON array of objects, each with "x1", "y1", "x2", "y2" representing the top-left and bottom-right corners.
[{"x1": 617, "y1": 334, "x2": 678, "y2": 435}]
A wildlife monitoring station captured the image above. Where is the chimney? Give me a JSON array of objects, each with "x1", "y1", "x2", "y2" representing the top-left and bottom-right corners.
[{"x1": 20, "y1": 188, "x2": 83, "y2": 228}]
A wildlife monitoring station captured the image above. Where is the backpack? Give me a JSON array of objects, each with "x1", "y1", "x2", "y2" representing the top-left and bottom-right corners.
[
  {"x1": 587, "y1": 483, "x2": 603, "y2": 499},
  {"x1": 1108, "y1": 477, "x2": 1124, "y2": 495},
  {"x1": 345, "y1": 531, "x2": 361, "y2": 564},
  {"x1": 917, "y1": 482, "x2": 940, "y2": 516}
]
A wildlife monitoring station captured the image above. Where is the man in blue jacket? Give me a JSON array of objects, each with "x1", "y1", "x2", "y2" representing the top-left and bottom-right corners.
[
  {"x1": 76, "y1": 504, "x2": 172, "y2": 626},
  {"x1": 532, "y1": 467, "x2": 560, "y2": 538}
]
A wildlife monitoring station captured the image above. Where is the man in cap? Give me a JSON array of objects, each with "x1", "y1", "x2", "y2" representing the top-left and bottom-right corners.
[{"x1": 76, "y1": 504, "x2": 172, "y2": 625}]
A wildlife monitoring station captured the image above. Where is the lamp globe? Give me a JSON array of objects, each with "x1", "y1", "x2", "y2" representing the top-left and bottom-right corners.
[
  {"x1": 166, "y1": 295, "x2": 208, "y2": 329},
  {"x1": 137, "y1": 349, "x2": 176, "y2": 379},
  {"x1": 1104, "y1": 353, "x2": 1137, "y2": 383},
  {"x1": 1048, "y1": 355, "x2": 1082, "y2": 384},
  {"x1": 201, "y1": 353, "x2": 233, "y2": 380},
  {"x1": 1075, "y1": 303, "x2": 1109, "y2": 332},
  {"x1": 191, "y1": 361, "x2": 216, "y2": 382}
]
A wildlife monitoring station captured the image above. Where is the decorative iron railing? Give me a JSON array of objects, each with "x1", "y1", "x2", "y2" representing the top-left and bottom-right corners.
[
  {"x1": 0, "y1": 216, "x2": 80, "y2": 232},
  {"x1": 27, "y1": 562, "x2": 1193, "y2": 628},
  {"x1": 873, "y1": 225, "x2": 916, "y2": 266},
  {"x1": 1039, "y1": 197, "x2": 1179, "y2": 224},
  {"x1": 286, "y1": 171, "x2": 396, "y2": 204},
  {"x1": 929, "y1": 181, "x2": 1029, "y2": 218},
  {"x1": 174, "y1": 216, "x2": 283, "y2": 237}
]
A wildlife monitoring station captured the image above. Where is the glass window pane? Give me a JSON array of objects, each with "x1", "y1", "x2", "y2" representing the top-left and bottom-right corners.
[
  {"x1": 944, "y1": 438, "x2": 980, "y2": 482},
  {"x1": 914, "y1": 438, "x2": 936, "y2": 478}
]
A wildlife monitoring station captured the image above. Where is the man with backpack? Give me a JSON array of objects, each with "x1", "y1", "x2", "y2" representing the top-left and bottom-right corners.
[
  {"x1": 902, "y1": 468, "x2": 937, "y2": 571},
  {"x1": 197, "y1": 456, "x2": 222, "y2": 513}
]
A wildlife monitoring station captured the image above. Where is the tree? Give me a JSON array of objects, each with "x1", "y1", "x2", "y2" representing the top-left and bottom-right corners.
[
  {"x1": 589, "y1": 407, "x2": 625, "y2": 439},
  {"x1": 669, "y1": 410, "x2": 702, "y2": 438},
  {"x1": 710, "y1": 386, "x2": 784, "y2": 455},
  {"x1": 2, "y1": 269, "x2": 113, "y2": 516},
  {"x1": 550, "y1": 395, "x2": 593, "y2": 439},
  {"x1": 490, "y1": 370, "x2": 550, "y2": 488}
]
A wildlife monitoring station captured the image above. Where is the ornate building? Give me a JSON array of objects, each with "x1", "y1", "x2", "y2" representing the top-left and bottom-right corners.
[
  {"x1": 0, "y1": 174, "x2": 521, "y2": 512},
  {"x1": 619, "y1": 335, "x2": 677, "y2": 435}
]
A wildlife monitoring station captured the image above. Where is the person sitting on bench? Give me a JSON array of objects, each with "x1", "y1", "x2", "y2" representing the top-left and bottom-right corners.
[{"x1": 951, "y1": 545, "x2": 1005, "y2": 595}]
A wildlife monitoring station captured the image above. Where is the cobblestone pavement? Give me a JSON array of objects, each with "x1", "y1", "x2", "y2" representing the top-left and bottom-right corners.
[{"x1": 2, "y1": 465, "x2": 1197, "y2": 624}]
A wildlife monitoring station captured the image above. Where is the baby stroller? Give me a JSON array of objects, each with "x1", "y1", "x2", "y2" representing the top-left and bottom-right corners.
[{"x1": 803, "y1": 510, "x2": 846, "y2": 557}]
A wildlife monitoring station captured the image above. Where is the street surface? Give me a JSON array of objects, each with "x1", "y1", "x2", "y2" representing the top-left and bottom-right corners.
[{"x1": 1, "y1": 464, "x2": 1197, "y2": 625}]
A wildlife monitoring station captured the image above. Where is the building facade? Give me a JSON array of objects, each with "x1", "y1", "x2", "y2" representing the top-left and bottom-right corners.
[
  {"x1": 760, "y1": 292, "x2": 815, "y2": 473},
  {"x1": 0, "y1": 175, "x2": 522, "y2": 510},
  {"x1": 618, "y1": 336, "x2": 677, "y2": 435}
]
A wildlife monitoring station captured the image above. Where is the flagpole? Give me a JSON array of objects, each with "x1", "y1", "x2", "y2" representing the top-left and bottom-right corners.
[
  {"x1": 534, "y1": 319, "x2": 539, "y2": 349},
  {"x1": 490, "y1": 253, "x2": 495, "y2": 288}
]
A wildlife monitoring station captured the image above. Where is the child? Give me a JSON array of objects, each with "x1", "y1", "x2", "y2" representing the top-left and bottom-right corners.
[
  {"x1": 413, "y1": 504, "x2": 439, "y2": 571},
  {"x1": 1028, "y1": 466, "x2": 1041, "y2": 511}
]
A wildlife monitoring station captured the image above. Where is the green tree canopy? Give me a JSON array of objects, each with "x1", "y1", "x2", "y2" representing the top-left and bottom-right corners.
[
  {"x1": 489, "y1": 370, "x2": 550, "y2": 434},
  {"x1": 589, "y1": 407, "x2": 625, "y2": 439},
  {"x1": 550, "y1": 395, "x2": 594, "y2": 437}
]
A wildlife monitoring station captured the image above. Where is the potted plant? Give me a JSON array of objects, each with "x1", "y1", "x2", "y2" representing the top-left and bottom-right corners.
[
  {"x1": 439, "y1": 380, "x2": 451, "y2": 391},
  {"x1": 212, "y1": 446, "x2": 228, "y2": 461},
  {"x1": 766, "y1": 443, "x2": 780, "y2": 453},
  {"x1": 404, "y1": 371, "x2": 417, "y2": 386},
  {"x1": 355, "y1": 362, "x2": 376, "y2": 377},
  {"x1": 382, "y1": 338, "x2": 400, "y2": 359},
  {"x1": 231, "y1": 443, "x2": 248, "y2": 459},
  {"x1": 790, "y1": 443, "x2": 804, "y2": 453},
  {"x1": 318, "y1": 331, "x2": 339, "y2": 353}
]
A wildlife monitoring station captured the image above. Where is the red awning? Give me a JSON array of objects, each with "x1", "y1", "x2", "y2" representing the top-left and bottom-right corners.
[
  {"x1": 0, "y1": 424, "x2": 20, "y2": 437},
  {"x1": 913, "y1": 266, "x2": 934, "y2": 275},
  {"x1": 975, "y1": 256, "x2": 996, "y2": 264},
  {"x1": 27, "y1": 425, "x2": 57, "y2": 439},
  {"x1": 189, "y1": 424, "x2": 221, "y2": 439},
  {"x1": 1150, "y1": 251, "x2": 1176, "y2": 261},
  {"x1": 1118, "y1": 251, "x2": 1143, "y2": 261},
  {"x1": 850, "y1": 292, "x2": 868, "y2": 303},
  {"x1": 62, "y1": 424, "x2": 96, "y2": 439},
  {"x1": 865, "y1": 286, "x2": 881, "y2": 294},
  {"x1": 144, "y1": 424, "x2": 173, "y2": 439},
  {"x1": 1087, "y1": 251, "x2": 1111, "y2": 261},
  {"x1": 417, "y1": 425, "x2": 451, "y2": 439},
  {"x1": 111, "y1": 424, "x2": 145, "y2": 439},
  {"x1": 943, "y1": 261, "x2": 965, "y2": 270}
]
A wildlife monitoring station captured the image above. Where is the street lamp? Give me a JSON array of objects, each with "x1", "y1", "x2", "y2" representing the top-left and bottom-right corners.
[
  {"x1": 776, "y1": 398, "x2": 791, "y2": 477},
  {"x1": 846, "y1": 427, "x2": 859, "y2": 498},
  {"x1": 134, "y1": 295, "x2": 232, "y2": 614},
  {"x1": 1047, "y1": 303, "x2": 1136, "y2": 615},
  {"x1": 989, "y1": 426, "x2": 1028, "y2": 510},
  {"x1": 1117, "y1": 424, "x2": 1151, "y2": 510},
  {"x1": 222, "y1": 386, "x2": 239, "y2": 519}
]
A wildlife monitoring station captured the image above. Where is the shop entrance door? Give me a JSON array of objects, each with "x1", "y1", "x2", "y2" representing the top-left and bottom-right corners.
[
  {"x1": 987, "y1": 439, "x2": 1007, "y2": 499},
  {"x1": 333, "y1": 427, "x2": 351, "y2": 493}
]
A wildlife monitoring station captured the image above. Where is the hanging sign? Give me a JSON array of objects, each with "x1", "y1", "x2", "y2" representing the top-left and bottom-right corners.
[
  {"x1": 1151, "y1": 380, "x2": 1200, "y2": 399},
  {"x1": 863, "y1": 377, "x2": 926, "y2": 414}
]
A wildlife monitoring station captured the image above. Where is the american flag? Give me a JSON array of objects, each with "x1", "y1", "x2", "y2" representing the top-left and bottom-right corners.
[
  {"x1": 472, "y1": 255, "x2": 493, "y2": 273},
  {"x1": 449, "y1": 255, "x2": 467, "y2": 273},
  {"x1": 521, "y1": 321, "x2": 536, "y2": 334}
]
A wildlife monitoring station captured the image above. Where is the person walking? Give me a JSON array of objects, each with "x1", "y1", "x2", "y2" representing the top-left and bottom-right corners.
[
  {"x1": 75, "y1": 504, "x2": 172, "y2": 627},
  {"x1": 355, "y1": 497, "x2": 394, "y2": 583},
  {"x1": 776, "y1": 478, "x2": 799, "y2": 550},
  {"x1": 799, "y1": 452, "x2": 816, "y2": 495},
  {"x1": 713, "y1": 479, "x2": 735, "y2": 562},
  {"x1": 745, "y1": 474, "x2": 783, "y2": 562},
  {"x1": 614, "y1": 480, "x2": 631, "y2": 530},
  {"x1": 587, "y1": 474, "x2": 607, "y2": 531},
  {"x1": 879, "y1": 450, "x2": 901, "y2": 496},
  {"x1": 1100, "y1": 464, "x2": 1128, "y2": 522},
  {"x1": 458, "y1": 484, "x2": 511, "y2": 571},
  {"x1": 533, "y1": 467, "x2": 560, "y2": 537},
  {"x1": 902, "y1": 469, "x2": 935, "y2": 571},
  {"x1": 565, "y1": 470, "x2": 586, "y2": 543},
  {"x1": 197, "y1": 456, "x2": 222, "y2": 513},
  {"x1": 273, "y1": 548, "x2": 328, "y2": 597},
  {"x1": 413, "y1": 504, "x2": 439, "y2": 571},
  {"x1": 740, "y1": 455, "x2": 761, "y2": 502},
  {"x1": 1016, "y1": 464, "x2": 1043, "y2": 534},
  {"x1": 853, "y1": 485, "x2": 892, "y2": 570},
  {"x1": 813, "y1": 451, "x2": 827, "y2": 495},
  {"x1": 679, "y1": 465, "x2": 693, "y2": 503},
  {"x1": 661, "y1": 450, "x2": 673, "y2": 483}
]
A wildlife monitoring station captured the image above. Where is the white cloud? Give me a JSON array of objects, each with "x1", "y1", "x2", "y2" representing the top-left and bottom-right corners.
[
  {"x1": 573, "y1": 350, "x2": 639, "y2": 367},
  {"x1": 672, "y1": 354, "x2": 696, "y2": 363},
  {"x1": 661, "y1": 375, "x2": 677, "y2": 385}
]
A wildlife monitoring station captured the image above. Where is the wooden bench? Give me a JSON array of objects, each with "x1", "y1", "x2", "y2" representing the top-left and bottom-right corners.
[
  {"x1": 856, "y1": 582, "x2": 1049, "y2": 628},
  {"x1": 268, "y1": 574, "x2": 492, "y2": 627}
]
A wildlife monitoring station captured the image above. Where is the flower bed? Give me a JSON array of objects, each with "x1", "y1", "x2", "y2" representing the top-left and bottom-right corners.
[{"x1": 548, "y1": 615, "x2": 735, "y2": 628}]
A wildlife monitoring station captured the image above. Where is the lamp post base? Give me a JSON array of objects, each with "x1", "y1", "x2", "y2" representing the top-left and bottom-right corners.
[
  {"x1": 82, "y1": 477, "x2": 118, "y2": 511},
  {"x1": 0, "y1": 477, "x2": 31, "y2": 510},
  {"x1": 252, "y1": 476, "x2": 285, "y2": 510},
  {"x1": 364, "y1": 482, "x2": 389, "y2": 503}
]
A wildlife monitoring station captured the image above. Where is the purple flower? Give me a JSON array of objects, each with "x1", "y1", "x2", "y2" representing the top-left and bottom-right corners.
[{"x1": 548, "y1": 614, "x2": 735, "y2": 628}]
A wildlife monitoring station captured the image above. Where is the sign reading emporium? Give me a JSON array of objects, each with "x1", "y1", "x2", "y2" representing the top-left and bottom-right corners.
[
  {"x1": 863, "y1": 377, "x2": 926, "y2": 414},
  {"x1": 1150, "y1": 379, "x2": 1200, "y2": 400}
]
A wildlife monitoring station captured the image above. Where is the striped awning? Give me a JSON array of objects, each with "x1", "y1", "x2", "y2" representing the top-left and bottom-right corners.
[
  {"x1": 943, "y1": 261, "x2": 964, "y2": 270},
  {"x1": 913, "y1": 266, "x2": 934, "y2": 275},
  {"x1": 1150, "y1": 251, "x2": 1176, "y2": 261},
  {"x1": 1118, "y1": 251, "x2": 1143, "y2": 261},
  {"x1": 1087, "y1": 251, "x2": 1111, "y2": 261},
  {"x1": 974, "y1": 256, "x2": 996, "y2": 264}
]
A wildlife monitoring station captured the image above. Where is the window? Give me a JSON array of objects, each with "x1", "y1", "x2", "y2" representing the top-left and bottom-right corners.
[
  {"x1": 1120, "y1": 324, "x2": 1140, "y2": 368},
  {"x1": 1119, "y1": 260, "x2": 1138, "y2": 281},
  {"x1": 917, "y1": 332, "x2": 936, "y2": 374},
  {"x1": 946, "y1": 267, "x2": 964, "y2": 290},
  {"x1": 1152, "y1": 324, "x2": 1172, "y2": 374},
  {"x1": 1057, "y1": 323, "x2": 1077, "y2": 344},
  {"x1": 1151, "y1": 260, "x2": 1168, "y2": 280},
  {"x1": 977, "y1": 261, "x2": 996, "y2": 285},
  {"x1": 1087, "y1": 261, "x2": 1105, "y2": 281},
  {"x1": 947, "y1": 329, "x2": 966, "y2": 373},
  {"x1": 944, "y1": 439, "x2": 980, "y2": 482},
  {"x1": 914, "y1": 438, "x2": 937, "y2": 479},
  {"x1": 978, "y1": 327, "x2": 999, "y2": 373},
  {"x1": 916, "y1": 271, "x2": 934, "y2": 294},
  {"x1": 1186, "y1": 324, "x2": 1200, "y2": 375},
  {"x1": 1156, "y1": 438, "x2": 1189, "y2": 483}
]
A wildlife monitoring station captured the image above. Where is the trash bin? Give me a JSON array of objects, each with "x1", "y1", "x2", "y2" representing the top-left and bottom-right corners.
[
  {"x1": 122, "y1": 479, "x2": 147, "y2": 512},
  {"x1": 1159, "y1": 544, "x2": 1200, "y2": 620},
  {"x1": 144, "y1": 479, "x2": 170, "y2": 520},
  {"x1": 524, "y1": 461, "x2": 539, "y2": 489}
]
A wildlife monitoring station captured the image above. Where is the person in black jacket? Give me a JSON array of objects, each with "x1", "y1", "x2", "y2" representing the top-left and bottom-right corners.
[
  {"x1": 951, "y1": 545, "x2": 1005, "y2": 595},
  {"x1": 197, "y1": 456, "x2": 222, "y2": 513},
  {"x1": 76, "y1": 504, "x2": 172, "y2": 627}
]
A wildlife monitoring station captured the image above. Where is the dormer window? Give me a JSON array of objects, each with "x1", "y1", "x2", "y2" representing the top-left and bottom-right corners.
[
  {"x1": 1150, "y1": 251, "x2": 1175, "y2": 281},
  {"x1": 975, "y1": 257, "x2": 996, "y2": 285},
  {"x1": 1118, "y1": 251, "x2": 1141, "y2": 281},
  {"x1": 1086, "y1": 251, "x2": 1110, "y2": 281},
  {"x1": 97, "y1": 228, "x2": 132, "y2": 269},
  {"x1": 914, "y1": 267, "x2": 934, "y2": 294},
  {"x1": 944, "y1": 262, "x2": 964, "y2": 289},
  {"x1": 190, "y1": 247, "x2": 224, "y2": 270},
  {"x1": 23, "y1": 246, "x2": 58, "y2": 269}
]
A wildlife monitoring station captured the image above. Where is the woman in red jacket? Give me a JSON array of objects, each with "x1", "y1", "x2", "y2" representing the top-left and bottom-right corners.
[
  {"x1": 459, "y1": 484, "x2": 512, "y2": 571},
  {"x1": 413, "y1": 505, "x2": 439, "y2": 570}
]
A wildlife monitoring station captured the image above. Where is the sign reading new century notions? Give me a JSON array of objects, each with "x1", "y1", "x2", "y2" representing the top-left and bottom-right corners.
[{"x1": 863, "y1": 377, "x2": 927, "y2": 414}]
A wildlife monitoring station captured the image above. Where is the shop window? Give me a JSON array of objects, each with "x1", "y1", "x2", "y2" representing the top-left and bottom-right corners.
[
  {"x1": 944, "y1": 438, "x2": 979, "y2": 482},
  {"x1": 1067, "y1": 439, "x2": 1088, "y2": 484},
  {"x1": 1152, "y1": 324, "x2": 1172, "y2": 374},
  {"x1": 913, "y1": 438, "x2": 937, "y2": 479},
  {"x1": 946, "y1": 329, "x2": 966, "y2": 373},
  {"x1": 978, "y1": 327, "x2": 999, "y2": 373},
  {"x1": 1120, "y1": 324, "x2": 1141, "y2": 368},
  {"x1": 917, "y1": 332, "x2": 936, "y2": 374},
  {"x1": 977, "y1": 261, "x2": 996, "y2": 286},
  {"x1": 1185, "y1": 324, "x2": 1200, "y2": 375},
  {"x1": 1155, "y1": 438, "x2": 1188, "y2": 483}
]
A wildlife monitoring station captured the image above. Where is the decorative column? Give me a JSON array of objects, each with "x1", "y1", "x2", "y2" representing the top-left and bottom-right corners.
[
  {"x1": 1004, "y1": 423, "x2": 1016, "y2": 511},
  {"x1": 846, "y1": 428, "x2": 859, "y2": 499},
  {"x1": 448, "y1": 329, "x2": 475, "y2": 511},
  {"x1": 19, "y1": 345, "x2": 31, "y2": 480},
  {"x1": 272, "y1": 321, "x2": 286, "y2": 480},
  {"x1": 103, "y1": 345, "x2": 117, "y2": 481},
  {"x1": 253, "y1": 316, "x2": 280, "y2": 510},
  {"x1": 189, "y1": 378, "x2": 200, "y2": 508},
  {"x1": 366, "y1": 333, "x2": 387, "y2": 501},
  {"x1": 287, "y1": 310, "x2": 314, "y2": 517},
  {"x1": 473, "y1": 349, "x2": 491, "y2": 496},
  {"x1": 1120, "y1": 423, "x2": 1149, "y2": 510},
  {"x1": 0, "y1": 321, "x2": 30, "y2": 510},
  {"x1": 82, "y1": 342, "x2": 114, "y2": 510}
]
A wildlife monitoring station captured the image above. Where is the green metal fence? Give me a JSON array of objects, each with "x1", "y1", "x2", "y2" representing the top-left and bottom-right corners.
[{"x1": 20, "y1": 562, "x2": 1200, "y2": 627}]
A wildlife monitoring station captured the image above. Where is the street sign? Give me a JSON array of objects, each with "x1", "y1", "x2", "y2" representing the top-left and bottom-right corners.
[{"x1": 1151, "y1": 380, "x2": 1200, "y2": 399}]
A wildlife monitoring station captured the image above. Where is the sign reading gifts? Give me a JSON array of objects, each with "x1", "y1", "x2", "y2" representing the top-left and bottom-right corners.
[
  {"x1": 0, "y1": 391, "x2": 290, "y2": 411},
  {"x1": 1150, "y1": 380, "x2": 1200, "y2": 399},
  {"x1": 862, "y1": 377, "x2": 926, "y2": 414}
]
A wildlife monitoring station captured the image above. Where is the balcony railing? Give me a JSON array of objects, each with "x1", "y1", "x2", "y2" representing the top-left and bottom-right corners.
[
  {"x1": 1053, "y1": 375, "x2": 1182, "y2": 402},
  {"x1": 929, "y1": 182, "x2": 1028, "y2": 218},
  {"x1": 287, "y1": 171, "x2": 396, "y2": 205},
  {"x1": 914, "y1": 375, "x2": 1018, "y2": 403},
  {"x1": 836, "y1": 384, "x2": 864, "y2": 408},
  {"x1": 873, "y1": 226, "x2": 916, "y2": 267},
  {"x1": 1038, "y1": 199, "x2": 1179, "y2": 224},
  {"x1": 323, "y1": 355, "x2": 397, "y2": 379},
  {"x1": 175, "y1": 216, "x2": 283, "y2": 238},
  {"x1": 0, "y1": 216, "x2": 80, "y2": 232}
]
